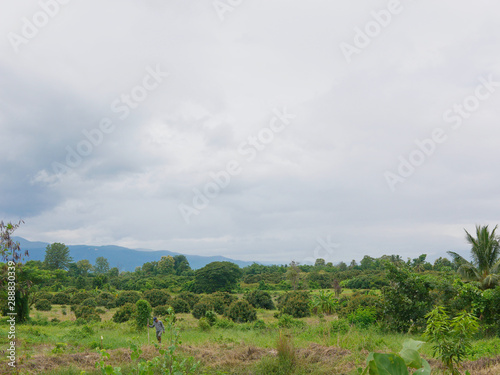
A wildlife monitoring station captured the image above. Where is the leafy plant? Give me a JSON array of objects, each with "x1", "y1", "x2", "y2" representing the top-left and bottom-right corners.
[
  {"x1": 135, "y1": 299, "x2": 152, "y2": 331},
  {"x1": 358, "y1": 339, "x2": 431, "y2": 375},
  {"x1": 226, "y1": 300, "x2": 257, "y2": 323},
  {"x1": 423, "y1": 306, "x2": 478, "y2": 374},
  {"x1": 35, "y1": 298, "x2": 52, "y2": 311},
  {"x1": 310, "y1": 290, "x2": 337, "y2": 315}
]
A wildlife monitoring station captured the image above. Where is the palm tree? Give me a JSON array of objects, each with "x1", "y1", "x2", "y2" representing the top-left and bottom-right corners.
[{"x1": 447, "y1": 225, "x2": 500, "y2": 289}]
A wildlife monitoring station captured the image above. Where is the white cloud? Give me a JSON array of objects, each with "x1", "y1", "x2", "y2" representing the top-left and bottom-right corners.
[{"x1": 2, "y1": 0, "x2": 500, "y2": 264}]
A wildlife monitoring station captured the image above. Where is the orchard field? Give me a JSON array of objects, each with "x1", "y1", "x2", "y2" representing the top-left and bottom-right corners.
[{"x1": 3, "y1": 225, "x2": 500, "y2": 374}]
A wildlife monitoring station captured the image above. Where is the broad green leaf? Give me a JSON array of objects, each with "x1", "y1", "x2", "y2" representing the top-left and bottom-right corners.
[
  {"x1": 399, "y1": 348, "x2": 422, "y2": 369},
  {"x1": 401, "y1": 339, "x2": 425, "y2": 352},
  {"x1": 371, "y1": 353, "x2": 409, "y2": 375},
  {"x1": 413, "y1": 359, "x2": 431, "y2": 375}
]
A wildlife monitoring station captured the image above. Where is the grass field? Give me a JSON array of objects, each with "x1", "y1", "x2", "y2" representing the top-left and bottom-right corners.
[{"x1": 2, "y1": 303, "x2": 500, "y2": 374}]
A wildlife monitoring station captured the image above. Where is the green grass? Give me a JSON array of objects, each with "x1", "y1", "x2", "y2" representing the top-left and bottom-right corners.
[{"x1": 1, "y1": 305, "x2": 500, "y2": 374}]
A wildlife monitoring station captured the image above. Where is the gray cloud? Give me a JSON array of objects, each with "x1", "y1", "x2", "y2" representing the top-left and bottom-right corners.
[{"x1": 1, "y1": 0, "x2": 499, "y2": 264}]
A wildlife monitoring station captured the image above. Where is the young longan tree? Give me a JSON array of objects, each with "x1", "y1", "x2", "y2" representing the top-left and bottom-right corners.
[{"x1": 136, "y1": 299, "x2": 152, "y2": 331}]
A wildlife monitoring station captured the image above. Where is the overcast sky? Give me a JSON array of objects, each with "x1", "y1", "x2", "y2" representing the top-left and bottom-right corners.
[{"x1": 1, "y1": 0, "x2": 499, "y2": 265}]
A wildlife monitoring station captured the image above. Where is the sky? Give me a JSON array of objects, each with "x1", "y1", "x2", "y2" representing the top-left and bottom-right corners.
[{"x1": 1, "y1": 0, "x2": 500, "y2": 265}]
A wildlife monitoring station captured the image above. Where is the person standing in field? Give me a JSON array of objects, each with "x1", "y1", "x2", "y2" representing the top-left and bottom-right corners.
[{"x1": 148, "y1": 316, "x2": 165, "y2": 343}]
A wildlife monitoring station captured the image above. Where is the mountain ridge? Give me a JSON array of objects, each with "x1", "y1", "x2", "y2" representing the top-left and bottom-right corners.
[{"x1": 12, "y1": 237, "x2": 256, "y2": 271}]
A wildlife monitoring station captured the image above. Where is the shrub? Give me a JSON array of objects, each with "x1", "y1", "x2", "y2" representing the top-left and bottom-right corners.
[
  {"x1": 95, "y1": 292, "x2": 115, "y2": 308},
  {"x1": 81, "y1": 298, "x2": 97, "y2": 307},
  {"x1": 52, "y1": 292, "x2": 71, "y2": 305},
  {"x1": 153, "y1": 305, "x2": 171, "y2": 317},
  {"x1": 245, "y1": 290, "x2": 275, "y2": 310},
  {"x1": 205, "y1": 310, "x2": 217, "y2": 326},
  {"x1": 112, "y1": 303, "x2": 136, "y2": 323},
  {"x1": 211, "y1": 291, "x2": 237, "y2": 309},
  {"x1": 71, "y1": 292, "x2": 91, "y2": 305},
  {"x1": 215, "y1": 318, "x2": 235, "y2": 329},
  {"x1": 253, "y1": 319, "x2": 267, "y2": 329},
  {"x1": 37, "y1": 292, "x2": 53, "y2": 302},
  {"x1": 115, "y1": 291, "x2": 141, "y2": 307},
  {"x1": 347, "y1": 307, "x2": 377, "y2": 329},
  {"x1": 198, "y1": 317, "x2": 211, "y2": 331},
  {"x1": 226, "y1": 300, "x2": 257, "y2": 323},
  {"x1": 192, "y1": 300, "x2": 215, "y2": 320},
  {"x1": 143, "y1": 289, "x2": 171, "y2": 308},
  {"x1": 330, "y1": 318, "x2": 350, "y2": 334},
  {"x1": 176, "y1": 291, "x2": 200, "y2": 309},
  {"x1": 277, "y1": 314, "x2": 305, "y2": 329},
  {"x1": 423, "y1": 306, "x2": 479, "y2": 374},
  {"x1": 74, "y1": 306, "x2": 101, "y2": 322},
  {"x1": 35, "y1": 299, "x2": 52, "y2": 311},
  {"x1": 199, "y1": 295, "x2": 225, "y2": 315},
  {"x1": 170, "y1": 298, "x2": 190, "y2": 313},
  {"x1": 277, "y1": 291, "x2": 311, "y2": 318},
  {"x1": 135, "y1": 299, "x2": 152, "y2": 331}
]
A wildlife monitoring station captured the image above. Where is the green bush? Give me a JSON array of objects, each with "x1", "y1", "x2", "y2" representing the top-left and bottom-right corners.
[
  {"x1": 215, "y1": 318, "x2": 235, "y2": 329},
  {"x1": 153, "y1": 305, "x2": 171, "y2": 317},
  {"x1": 253, "y1": 319, "x2": 267, "y2": 329},
  {"x1": 226, "y1": 300, "x2": 257, "y2": 323},
  {"x1": 112, "y1": 303, "x2": 136, "y2": 323},
  {"x1": 52, "y1": 292, "x2": 71, "y2": 305},
  {"x1": 74, "y1": 306, "x2": 101, "y2": 322},
  {"x1": 347, "y1": 307, "x2": 377, "y2": 329},
  {"x1": 277, "y1": 291, "x2": 311, "y2": 318},
  {"x1": 37, "y1": 292, "x2": 53, "y2": 302},
  {"x1": 198, "y1": 317, "x2": 211, "y2": 331},
  {"x1": 330, "y1": 318, "x2": 350, "y2": 334},
  {"x1": 115, "y1": 291, "x2": 141, "y2": 307},
  {"x1": 176, "y1": 291, "x2": 200, "y2": 309},
  {"x1": 142, "y1": 289, "x2": 171, "y2": 308},
  {"x1": 170, "y1": 298, "x2": 190, "y2": 313},
  {"x1": 192, "y1": 298, "x2": 216, "y2": 319},
  {"x1": 211, "y1": 292, "x2": 237, "y2": 309},
  {"x1": 95, "y1": 292, "x2": 115, "y2": 308},
  {"x1": 135, "y1": 299, "x2": 152, "y2": 331},
  {"x1": 35, "y1": 299, "x2": 52, "y2": 311},
  {"x1": 245, "y1": 290, "x2": 275, "y2": 310},
  {"x1": 71, "y1": 292, "x2": 91, "y2": 305},
  {"x1": 81, "y1": 298, "x2": 97, "y2": 307},
  {"x1": 277, "y1": 314, "x2": 305, "y2": 329},
  {"x1": 205, "y1": 310, "x2": 217, "y2": 326}
]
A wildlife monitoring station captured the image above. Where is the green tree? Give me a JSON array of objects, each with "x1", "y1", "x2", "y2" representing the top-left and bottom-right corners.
[
  {"x1": 136, "y1": 299, "x2": 152, "y2": 331},
  {"x1": 76, "y1": 259, "x2": 93, "y2": 276},
  {"x1": 448, "y1": 225, "x2": 500, "y2": 289},
  {"x1": 157, "y1": 255, "x2": 175, "y2": 275},
  {"x1": 173, "y1": 255, "x2": 191, "y2": 275},
  {"x1": 382, "y1": 262, "x2": 433, "y2": 332},
  {"x1": 193, "y1": 261, "x2": 242, "y2": 293},
  {"x1": 94, "y1": 256, "x2": 110, "y2": 275},
  {"x1": 314, "y1": 258, "x2": 325, "y2": 267},
  {"x1": 44, "y1": 243, "x2": 72, "y2": 270},
  {"x1": 286, "y1": 261, "x2": 300, "y2": 290},
  {"x1": 423, "y1": 306, "x2": 478, "y2": 374},
  {"x1": 0, "y1": 221, "x2": 31, "y2": 322}
]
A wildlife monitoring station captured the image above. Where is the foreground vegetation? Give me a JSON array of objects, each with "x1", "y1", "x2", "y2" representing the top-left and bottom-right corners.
[{"x1": 2, "y1": 222, "x2": 500, "y2": 373}]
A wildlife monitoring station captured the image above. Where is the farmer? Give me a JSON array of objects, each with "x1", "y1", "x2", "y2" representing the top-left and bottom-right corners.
[{"x1": 147, "y1": 316, "x2": 165, "y2": 343}]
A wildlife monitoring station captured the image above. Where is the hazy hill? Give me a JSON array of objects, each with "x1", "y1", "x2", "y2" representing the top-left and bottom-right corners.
[{"x1": 13, "y1": 237, "x2": 255, "y2": 271}]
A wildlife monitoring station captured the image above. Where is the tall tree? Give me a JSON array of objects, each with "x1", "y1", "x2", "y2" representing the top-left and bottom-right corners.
[
  {"x1": 193, "y1": 261, "x2": 242, "y2": 293},
  {"x1": 0, "y1": 221, "x2": 31, "y2": 322},
  {"x1": 448, "y1": 225, "x2": 500, "y2": 289},
  {"x1": 76, "y1": 259, "x2": 93, "y2": 276},
  {"x1": 157, "y1": 255, "x2": 175, "y2": 275},
  {"x1": 94, "y1": 256, "x2": 110, "y2": 274},
  {"x1": 44, "y1": 243, "x2": 72, "y2": 270},
  {"x1": 286, "y1": 261, "x2": 300, "y2": 290},
  {"x1": 173, "y1": 255, "x2": 191, "y2": 275}
]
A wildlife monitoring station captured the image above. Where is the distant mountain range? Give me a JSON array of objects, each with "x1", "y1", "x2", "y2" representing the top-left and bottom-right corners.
[{"x1": 12, "y1": 237, "x2": 256, "y2": 271}]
